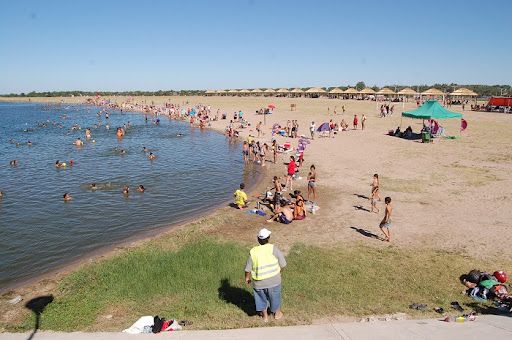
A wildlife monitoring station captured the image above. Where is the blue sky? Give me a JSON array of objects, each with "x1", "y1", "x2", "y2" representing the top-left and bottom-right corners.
[{"x1": 1, "y1": 0, "x2": 510, "y2": 93}]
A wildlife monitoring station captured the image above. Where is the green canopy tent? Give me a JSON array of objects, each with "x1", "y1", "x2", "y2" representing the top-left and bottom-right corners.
[
  {"x1": 402, "y1": 99, "x2": 462, "y2": 120},
  {"x1": 401, "y1": 100, "x2": 463, "y2": 141}
]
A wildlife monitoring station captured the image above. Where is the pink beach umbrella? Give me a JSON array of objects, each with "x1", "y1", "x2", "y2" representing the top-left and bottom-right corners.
[{"x1": 268, "y1": 104, "x2": 276, "y2": 109}]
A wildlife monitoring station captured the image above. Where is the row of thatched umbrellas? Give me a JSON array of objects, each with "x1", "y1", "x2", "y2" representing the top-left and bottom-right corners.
[{"x1": 205, "y1": 87, "x2": 478, "y2": 97}]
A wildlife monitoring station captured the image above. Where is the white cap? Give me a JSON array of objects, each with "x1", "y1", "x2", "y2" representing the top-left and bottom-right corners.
[{"x1": 258, "y1": 228, "x2": 271, "y2": 239}]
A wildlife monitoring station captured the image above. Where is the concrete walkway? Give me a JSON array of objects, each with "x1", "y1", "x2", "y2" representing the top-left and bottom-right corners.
[{"x1": 1, "y1": 315, "x2": 511, "y2": 340}]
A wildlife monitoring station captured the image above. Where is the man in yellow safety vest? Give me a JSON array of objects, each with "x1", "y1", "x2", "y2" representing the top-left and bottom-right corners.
[{"x1": 245, "y1": 228, "x2": 287, "y2": 322}]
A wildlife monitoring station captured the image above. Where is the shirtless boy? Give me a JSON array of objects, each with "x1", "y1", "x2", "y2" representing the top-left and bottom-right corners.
[
  {"x1": 379, "y1": 197, "x2": 393, "y2": 242},
  {"x1": 370, "y1": 173, "x2": 380, "y2": 213}
]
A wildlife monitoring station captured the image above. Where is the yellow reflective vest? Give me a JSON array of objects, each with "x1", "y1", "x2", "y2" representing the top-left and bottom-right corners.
[{"x1": 250, "y1": 244, "x2": 280, "y2": 281}]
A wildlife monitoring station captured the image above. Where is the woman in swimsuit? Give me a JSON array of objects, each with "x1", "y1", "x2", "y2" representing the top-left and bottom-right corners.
[
  {"x1": 307, "y1": 165, "x2": 317, "y2": 200},
  {"x1": 370, "y1": 173, "x2": 381, "y2": 213}
]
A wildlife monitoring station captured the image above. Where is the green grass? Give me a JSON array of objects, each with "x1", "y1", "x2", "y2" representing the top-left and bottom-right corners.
[{"x1": 6, "y1": 239, "x2": 511, "y2": 332}]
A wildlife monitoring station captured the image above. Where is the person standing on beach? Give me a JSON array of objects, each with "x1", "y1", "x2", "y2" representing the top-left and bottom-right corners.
[
  {"x1": 272, "y1": 140, "x2": 278, "y2": 164},
  {"x1": 361, "y1": 114, "x2": 367, "y2": 130},
  {"x1": 379, "y1": 197, "x2": 393, "y2": 242},
  {"x1": 245, "y1": 228, "x2": 286, "y2": 323},
  {"x1": 370, "y1": 174, "x2": 380, "y2": 213},
  {"x1": 256, "y1": 121, "x2": 262, "y2": 138},
  {"x1": 242, "y1": 141, "x2": 249, "y2": 163},
  {"x1": 353, "y1": 115, "x2": 359, "y2": 130},
  {"x1": 309, "y1": 121, "x2": 316, "y2": 140},
  {"x1": 285, "y1": 156, "x2": 296, "y2": 191},
  {"x1": 307, "y1": 165, "x2": 317, "y2": 200}
]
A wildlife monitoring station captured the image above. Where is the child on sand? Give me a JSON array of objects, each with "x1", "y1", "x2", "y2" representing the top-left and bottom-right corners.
[
  {"x1": 307, "y1": 165, "x2": 317, "y2": 200},
  {"x1": 370, "y1": 174, "x2": 380, "y2": 213},
  {"x1": 234, "y1": 183, "x2": 248, "y2": 209},
  {"x1": 379, "y1": 197, "x2": 393, "y2": 242}
]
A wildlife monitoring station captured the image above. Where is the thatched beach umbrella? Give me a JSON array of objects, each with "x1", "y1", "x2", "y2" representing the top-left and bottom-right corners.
[
  {"x1": 205, "y1": 89, "x2": 216, "y2": 96},
  {"x1": 264, "y1": 88, "x2": 276, "y2": 97},
  {"x1": 343, "y1": 87, "x2": 358, "y2": 94},
  {"x1": 397, "y1": 88, "x2": 418, "y2": 96},
  {"x1": 421, "y1": 88, "x2": 444, "y2": 96},
  {"x1": 397, "y1": 87, "x2": 418, "y2": 107},
  {"x1": 421, "y1": 88, "x2": 445, "y2": 103},
  {"x1": 251, "y1": 88, "x2": 263, "y2": 96},
  {"x1": 377, "y1": 88, "x2": 396, "y2": 95},
  {"x1": 239, "y1": 89, "x2": 251, "y2": 96},
  {"x1": 305, "y1": 87, "x2": 327, "y2": 98},
  {"x1": 291, "y1": 88, "x2": 304, "y2": 98},
  {"x1": 276, "y1": 88, "x2": 290, "y2": 97},
  {"x1": 228, "y1": 89, "x2": 239, "y2": 96},
  {"x1": 449, "y1": 88, "x2": 478, "y2": 97},
  {"x1": 359, "y1": 87, "x2": 376, "y2": 95},
  {"x1": 329, "y1": 87, "x2": 343, "y2": 98},
  {"x1": 216, "y1": 90, "x2": 228, "y2": 96}
]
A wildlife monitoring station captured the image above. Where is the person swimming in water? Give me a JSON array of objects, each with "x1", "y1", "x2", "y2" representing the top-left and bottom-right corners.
[
  {"x1": 137, "y1": 185, "x2": 145, "y2": 193},
  {"x1": 74, "y1": 137, "x2": 83, "y2": 146},
  {"x1": 9, "y1": 160, "x2": 18, "y2": 167},
  {"x1": 148, "y1": 152, "x2": 156, "y2": 160},
  {"x1": 55, "y1": 160, "x2": 67, "y2": 168},
  {"x1": 122, "y1": 185, "x2": 130, "y2": 196},
  {"x1": 90, "y1": 183, "x2": 98, "y2": 191},
  {"x1": 142, "y1": 146, "x2": 148, "y2": 153},
  {"x1": 27, "y1": 140, "x2": 32, "y2": 146},
  {"x1": 63, "y1": 193, "x2": 72, "y2": 201}
]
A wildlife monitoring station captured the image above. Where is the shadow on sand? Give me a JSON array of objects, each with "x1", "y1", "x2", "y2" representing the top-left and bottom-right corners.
[
  {"x1": 353, "y1": 205, "x2": 371, "y2": 212},
  {"x1": 218, "y1": 278, "x2": 256, "y2": 316},
  {"x1": 350, "y1": 227, "x2": 383, "y2": 241}
]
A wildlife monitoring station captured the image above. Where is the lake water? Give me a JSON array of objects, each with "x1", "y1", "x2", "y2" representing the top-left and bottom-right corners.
[{"x1": 0, "y1": 102, "x2": 256, "y2": 290}]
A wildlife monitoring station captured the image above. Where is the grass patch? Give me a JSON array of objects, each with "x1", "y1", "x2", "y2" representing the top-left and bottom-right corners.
[
  {"x1": 5, "y1": 239, "x2": 511, "y2": 331},
  {"x1": 448, "y1": 163, "x2": 499, "y2": 187}
]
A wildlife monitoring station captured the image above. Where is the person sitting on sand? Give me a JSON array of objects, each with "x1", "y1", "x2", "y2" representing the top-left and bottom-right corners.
[
  {"x1": 340, "y1": 119, "x2": 349, "y2": 131},
  {"x1": 266, "y1": 200, "x2": 294, "y2": 224},
  {"x1": 233, "y1": 183, "x2": 248, "y2": 209},
  {"x1": 63, "y1": 193, "x2": 72, "y2": 201},
  {"x1": 137, "y1": 185, "x2": 145, "y2": 193},
  {"x1": 148, "y1": 152, "x2": 156, "y2": 160},
  {"x1": 290, "y1": 190, "x2": 306, "y2": 220},
  {"x1": 74, "y1": 137, "x2": 83, "y2": 146},
  {"x1": 122, "y1": 185, "x2": 130, "y2": 196}
]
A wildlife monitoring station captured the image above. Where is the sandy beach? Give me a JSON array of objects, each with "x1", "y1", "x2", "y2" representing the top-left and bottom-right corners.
[
  {"x1": 1, "y1": 95, "x2": 511, "y2": 330},
  {"x1": 3, "y1": 95, "x2": 510, "y2": 256}
]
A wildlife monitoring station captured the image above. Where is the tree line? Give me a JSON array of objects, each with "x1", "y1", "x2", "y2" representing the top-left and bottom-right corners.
[{"x1": 1, "y1": 84, "x2": 510, "y2": 98}]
